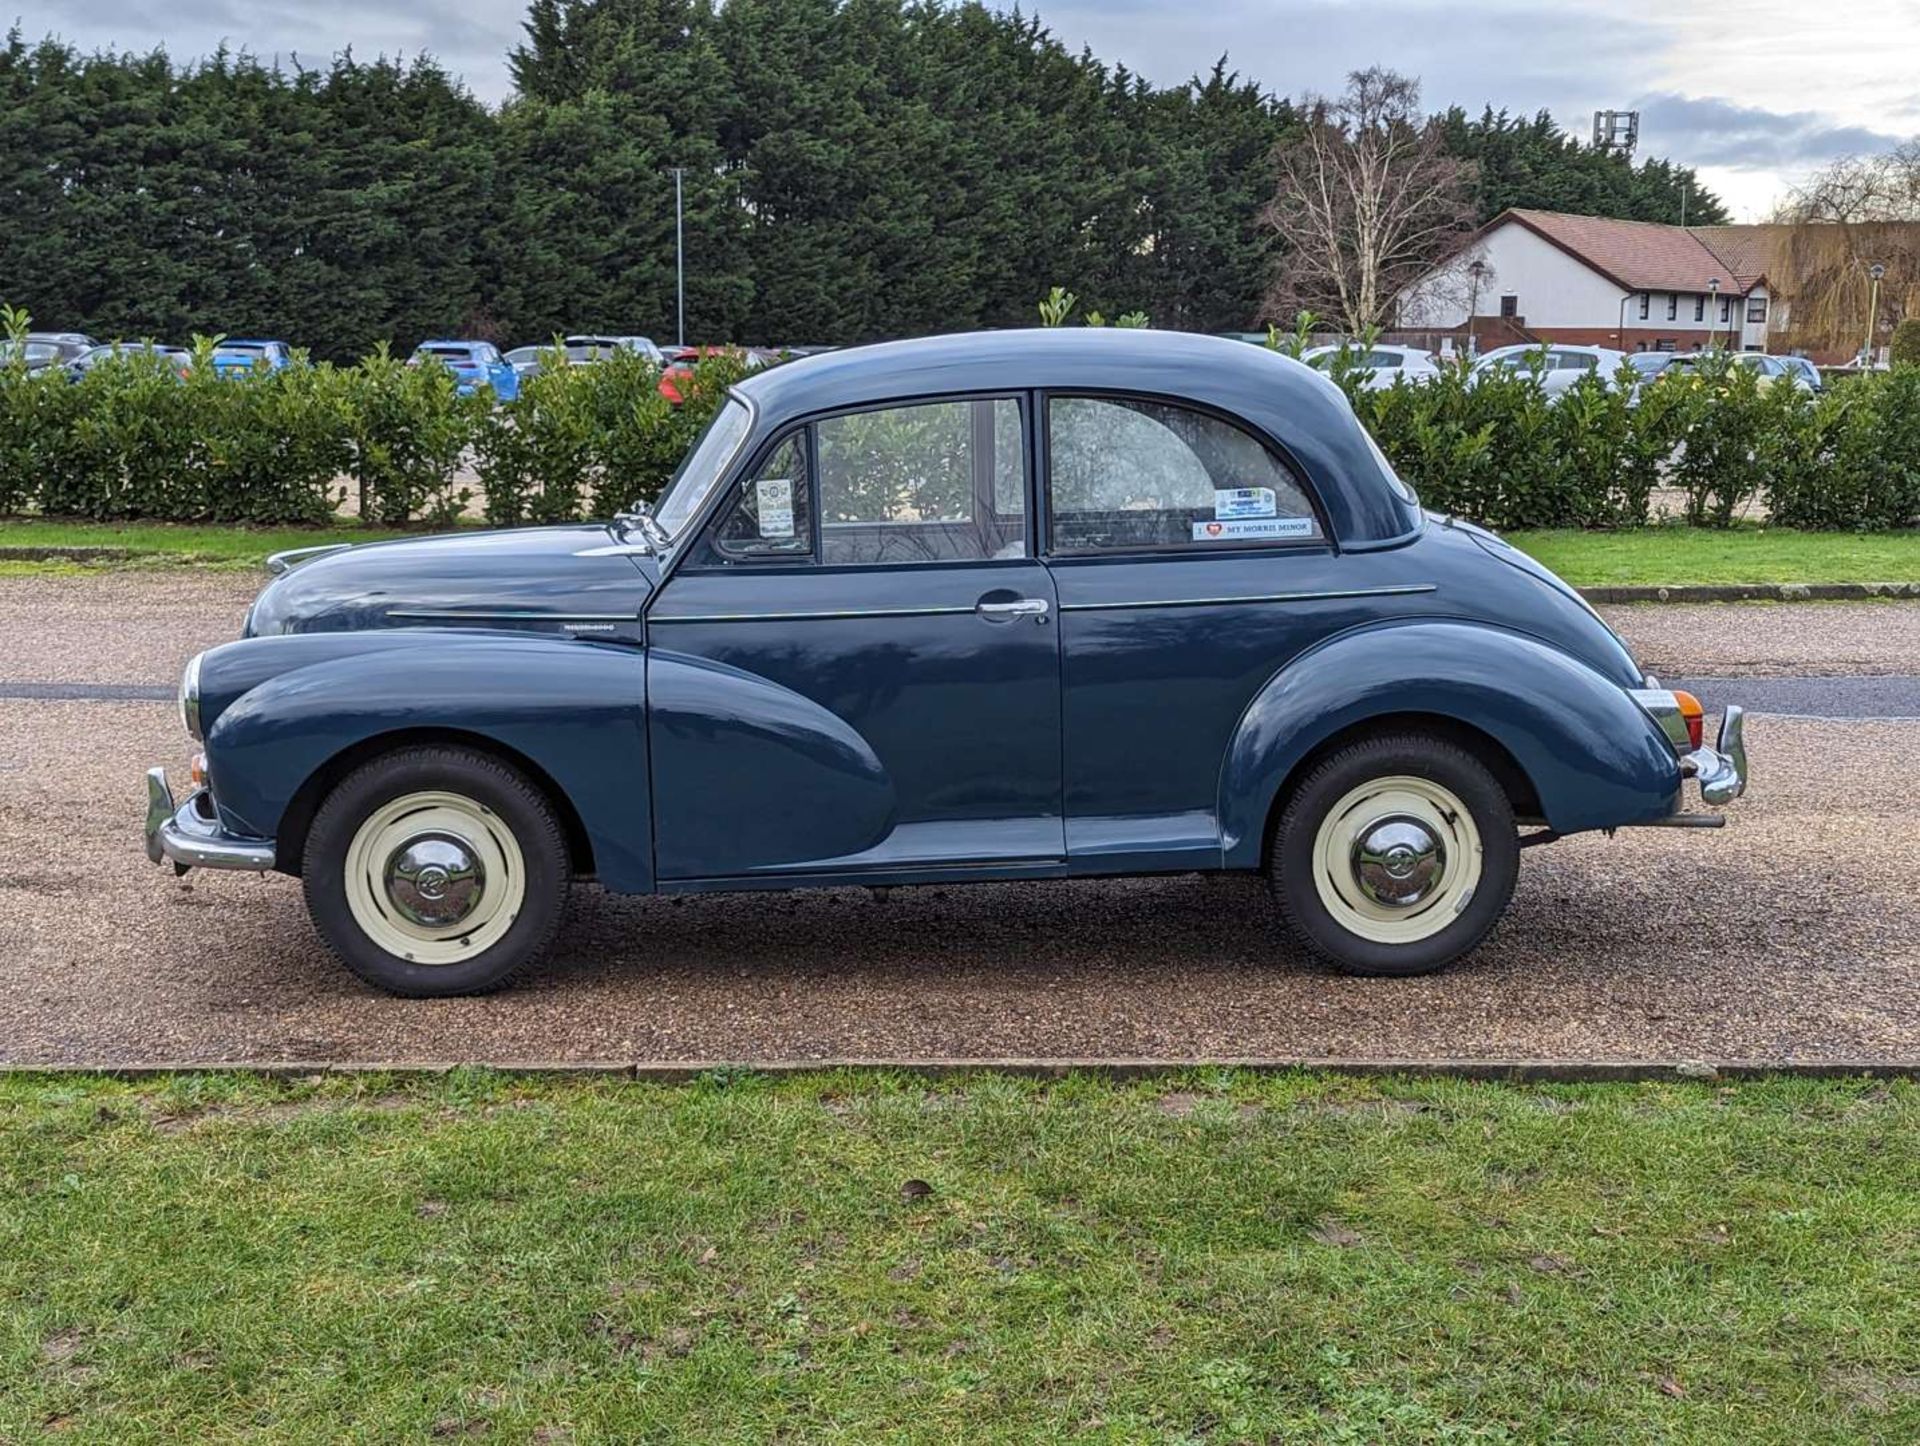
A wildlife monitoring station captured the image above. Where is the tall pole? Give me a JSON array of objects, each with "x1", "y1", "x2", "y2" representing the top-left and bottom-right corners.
[
  {"x1": 1865, "y1": 263, "x2": 1886, "y2": 366},
  {"x1": 671, "y1": 167, "x2": 687, "y2": 348}
]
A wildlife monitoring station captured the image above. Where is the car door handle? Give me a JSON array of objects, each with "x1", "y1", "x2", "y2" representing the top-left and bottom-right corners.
[{"x1": 976, "y1": 597, "x2": 1050, "y2": 620}]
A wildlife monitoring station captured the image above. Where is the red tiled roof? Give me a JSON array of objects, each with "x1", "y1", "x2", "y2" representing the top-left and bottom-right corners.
[
  {"x1": 1690, "y1": 225, "x2": 1778, "y2": 291},
  {"x1": 1503, "y1": 208, "x2": 1760, "y2": 293}
]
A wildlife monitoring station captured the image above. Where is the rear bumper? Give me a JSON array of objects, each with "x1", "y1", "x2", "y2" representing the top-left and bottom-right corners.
[
  {"x1": 1682, "y1": 705, "x2": 1748, "y2": 806},
  {"x1": 145, "y1": 768, "x2": 276, "y2": 872}
]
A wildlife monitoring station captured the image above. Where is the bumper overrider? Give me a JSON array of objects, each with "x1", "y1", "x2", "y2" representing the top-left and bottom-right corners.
[
  {"x1": 1630, "y1": 684, "x2": 1749, "y2": 810},
  {"x1": 145, "y1": 767, "x2": 275, "y2": 873}
]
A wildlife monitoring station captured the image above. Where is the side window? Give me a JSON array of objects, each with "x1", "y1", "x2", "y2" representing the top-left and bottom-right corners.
[
  {"x1": 1046, "y1": 396, "x2": 1321, "y2": 554},
  {"x1": 1364, "y1": 350, "x2": 1403, "y2": 369},
  {"x1": 704, "y1": 432, "x2": 812, "y2": 562},
  {"x1": 815, "y1": 398, "x2": 1025, "y2": 565}
]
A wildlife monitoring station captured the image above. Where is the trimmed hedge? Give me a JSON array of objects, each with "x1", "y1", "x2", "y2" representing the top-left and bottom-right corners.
[
  {"x1": 2, "y1": 325, "x2": 1916, "y2": 533},
  {"x1": 0, "y1": 332, "x2": 751, "y2": 528},
  {"x1": 1317, "y1": 349, "x2": 1920, "y2": 532}
]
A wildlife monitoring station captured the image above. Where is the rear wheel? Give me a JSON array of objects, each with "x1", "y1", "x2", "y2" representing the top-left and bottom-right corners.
[
  {"x1": 303, "y1": 746, "x2": 570, "y2": 997},
  {"x1": 1270, "y1": 734, "x2": 1518, "y2": 976}
]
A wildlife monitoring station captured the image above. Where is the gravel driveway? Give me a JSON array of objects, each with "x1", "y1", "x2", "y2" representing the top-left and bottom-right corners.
[{"x1": 1, "y1": 572, "x2": 1914, "y2": 1067}]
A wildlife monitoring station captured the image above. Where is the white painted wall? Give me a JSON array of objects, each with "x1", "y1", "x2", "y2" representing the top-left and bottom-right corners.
[{"x1": 1399, "y1": 223, "x2": 1623, "y2": 329}]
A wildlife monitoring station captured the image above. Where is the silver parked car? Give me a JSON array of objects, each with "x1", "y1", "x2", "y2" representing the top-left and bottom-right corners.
[
  {"x1": 1300, "y1": 343, "x2": 1442, "y2": 390},
  {"x1": 1472, "y1": 344, "x2": 1627, "y2": 397}
]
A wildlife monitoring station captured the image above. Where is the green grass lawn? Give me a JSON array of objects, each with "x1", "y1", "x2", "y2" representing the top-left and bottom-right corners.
[
  {"x1": 0, "y1": 518, "x2": 426, "y2": 568},
  {"x1": 3, "y1": 1070, "x2": 1914, "y2": 1443},
  {"x1": 1506, "y1": 527, "x2": 1920, "y2": 588},
  {"x1": 3, "y1": 517, "x2": 1919, "y2": 589}
]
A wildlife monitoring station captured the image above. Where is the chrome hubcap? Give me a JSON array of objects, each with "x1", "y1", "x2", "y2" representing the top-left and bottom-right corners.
[
  {"x1": 1350, "y1": 816, "x2": 1446, "y2": 909},
  {"x1": 384, "y1": 833, "x2": 486, "y2": 929}
]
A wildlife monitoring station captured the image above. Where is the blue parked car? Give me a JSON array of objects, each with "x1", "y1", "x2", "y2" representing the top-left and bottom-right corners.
[
  {"x1": 211, "y1": 339, "x2": 294, "y2": 376},
  {"x1": 147, "y1": 330, "x2": 1747, "y2": 996},
  {"x1": 410, "y1": 340, "x2": 519, "y2": 401}
]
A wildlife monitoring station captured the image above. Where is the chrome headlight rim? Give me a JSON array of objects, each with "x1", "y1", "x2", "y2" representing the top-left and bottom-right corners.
[{"x1": 179, "y1": 652, "x2": 204, "y2": 741}]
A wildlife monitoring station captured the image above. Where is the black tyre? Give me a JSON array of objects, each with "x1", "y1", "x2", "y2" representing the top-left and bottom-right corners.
[
  {"x1": 1270, "y1": 733, "x2": 1518, "y2": 977},
  {"x1": 302, "y1": 745, "x2": 571, "y2": 997}
]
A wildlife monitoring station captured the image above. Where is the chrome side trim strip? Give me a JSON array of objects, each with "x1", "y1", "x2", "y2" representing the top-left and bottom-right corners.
[
  {"x1": 387, "y1": 610, "x2": 638, "y2": 623},
  {"x1": 1057, "y1": 583, "x2": 1438, "y2": 612},
  {"x1": 574, "y1": 542, "x2": 657, "y2": 558},
  {"x1": 650, "y1": 604, "x2": 979, "y2": 623}
]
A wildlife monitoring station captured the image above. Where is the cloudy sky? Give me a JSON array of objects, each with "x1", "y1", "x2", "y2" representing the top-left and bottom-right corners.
[{"x1": 15, "y1": 0, "x2": 1918, "y2": 219}]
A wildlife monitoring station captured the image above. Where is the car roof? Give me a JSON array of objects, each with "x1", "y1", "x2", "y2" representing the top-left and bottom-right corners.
[{"x1": 732, "y1": 328, "x2": 1419, "y2": 545}]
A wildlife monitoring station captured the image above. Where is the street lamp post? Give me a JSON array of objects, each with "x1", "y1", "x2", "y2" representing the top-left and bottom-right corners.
[
  {"x1": 1465, "y1": 258, "x2": 1488, "y2": 358},
  {"x1": 1865, "y1": 262, "x2": 1887, "y2": 367},
  {"x1": 670, "y1": 167, "x2": 687, "y2": 348},
  {"x1": 1707, "y1": 277, "x2": 1720, "y2": 350}
]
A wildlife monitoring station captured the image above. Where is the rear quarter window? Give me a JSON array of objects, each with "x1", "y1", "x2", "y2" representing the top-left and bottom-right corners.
[{"x1": 1046, "y1": 396, "x2": 1321, "y2": 554}]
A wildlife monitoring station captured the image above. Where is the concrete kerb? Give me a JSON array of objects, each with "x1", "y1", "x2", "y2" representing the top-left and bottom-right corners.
[{"x1": 1577, "y1": 581, "x2": 1920, "y2": 604}]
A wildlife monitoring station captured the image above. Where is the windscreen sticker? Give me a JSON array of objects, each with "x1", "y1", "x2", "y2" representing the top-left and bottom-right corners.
[
  {"x1": 756, "y1": 477, "x2": 795, "y2": 538},
  {"x1": 1214, "y1": 486, "x2": 1278, "y2": 519},
  {"x1": 1192, "y1": 516, "x2": 1315, "y2": 542}
]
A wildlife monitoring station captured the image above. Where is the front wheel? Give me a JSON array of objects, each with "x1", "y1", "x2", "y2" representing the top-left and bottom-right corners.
[
  {"x1": 1270, "y1": 734, "x2": 1519, "y2": 977},
  {"x1": 303, "y1": 745, "x2": 571, "y2": 997}
]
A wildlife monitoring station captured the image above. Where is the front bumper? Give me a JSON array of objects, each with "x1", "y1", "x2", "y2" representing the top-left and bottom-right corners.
[{"x1": 144, "y1": 768, "x2": 276, "y2": 873}]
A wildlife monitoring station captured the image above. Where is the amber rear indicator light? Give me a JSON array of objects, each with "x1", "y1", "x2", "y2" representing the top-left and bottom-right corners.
[{"x1": 1673, "y1": 691, "x2": 1704, "y2": 751}]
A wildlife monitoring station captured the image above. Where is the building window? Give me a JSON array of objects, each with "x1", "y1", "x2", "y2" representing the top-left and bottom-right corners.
[
  {"x1": 1747, "y1": 296, "x2": 1768, "y2": 324},
  {"x1": 1694, "y1": 295, "x2": 1705, "y2": 321},
  {"x1": 1638, "y1": 293, "x2": 1650, "y2": 319},
  {"x1": 1499, "y1": 294, "x2": 1518, "y2": 319},
  {"x1": 1666, "y1": 293, "x2": 1678, "y2": 320},
  {"x1": 1720, "y1": 297, "x2": 1732, "y2": 323}
]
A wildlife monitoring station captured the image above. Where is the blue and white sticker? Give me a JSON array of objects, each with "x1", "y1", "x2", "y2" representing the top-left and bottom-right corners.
[
  {"x1": 756, "y1": 477, "x2": 795, "y2": 538},
  {"x1": 1192, "y1": 516, "x2": 1316, "y2": 542},
  {"x1": 1214, "y1": 486, "x2": 1278, "y2": 519}
]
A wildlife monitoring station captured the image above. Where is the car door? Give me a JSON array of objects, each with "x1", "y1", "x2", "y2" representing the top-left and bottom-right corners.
[
  {"x1": 1040, "y1": 393, "x2": 1353, "y2": 872},
  {"x1": 646, "y1": 394, "x2": 1064, "y2": 882}
]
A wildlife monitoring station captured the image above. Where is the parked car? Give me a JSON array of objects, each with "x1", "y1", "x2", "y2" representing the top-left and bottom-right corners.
[
  {"x1": 1300, "y1": 343, "x2": 1442, "y2": 389},
  {"x1": 504, "y1": 345, "x2": 548, "y2": 378},
  {"x1": 1472, "y1": 344, "x2": 1626, "y2": 396},
  {"x1": 1775, "y1": 355, "x2": 1823, "y2": 392},
  {"x1": 67, "y1": 342, "x2": 193, "y2": 381},
  {"x1": 210, "y1": 339, "x2": 294, "y2": 376},
  {"x1": 0, "y1": 339, "x2": 67, "y2": 373},
  {"x1": 1624, "y1": 350, "x2": 1816, "y2": 399},
  {"x1": 658, "y1": 345, "x2": 768, "y2": 404},
  {"x1": 565, "y1": 334, "x2": 664, "y2": 365},
  {"x1": 409, "y1": 340, "x2": 519, "y2": 402},
  {"x1": 13, "y1": 331, "x2": 97, "y2": 370},
  {"x1": 146, "y1": 329, "x2": 1747, "y2": 997}
]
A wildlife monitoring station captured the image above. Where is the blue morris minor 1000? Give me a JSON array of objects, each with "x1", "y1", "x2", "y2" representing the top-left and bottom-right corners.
[{"x1": 146, "y1": 330, "x2": 1748, "y2": 996}]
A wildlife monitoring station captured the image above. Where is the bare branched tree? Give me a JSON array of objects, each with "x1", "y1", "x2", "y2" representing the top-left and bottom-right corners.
[
  {"x1": 1773, "y1": 144, "x2": 1920, "y2": 353},
  {"x1": 1261, "y1": 68, "x2": 1478, "y2": 333}
]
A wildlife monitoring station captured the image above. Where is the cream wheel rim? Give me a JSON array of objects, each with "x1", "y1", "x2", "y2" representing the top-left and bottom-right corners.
[
  {"x1": 1311, "y1": 775, "x2": 1482, "y2": 945},
  {"x1": 343, "y1": 791, "x2": 525, "y2": 965}
]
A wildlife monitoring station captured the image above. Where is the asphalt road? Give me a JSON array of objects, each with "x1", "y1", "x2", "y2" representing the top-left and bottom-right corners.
[{"x1": 1, "y1": 573, "x2": 1915, "y2": 1067}]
